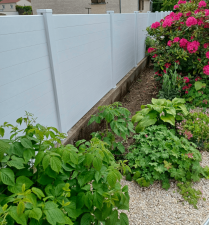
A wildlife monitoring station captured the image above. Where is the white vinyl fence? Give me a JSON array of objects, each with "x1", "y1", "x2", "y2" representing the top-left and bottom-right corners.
[{"x1": 0, "y1": 10, "x2": 171, "y2": 138}]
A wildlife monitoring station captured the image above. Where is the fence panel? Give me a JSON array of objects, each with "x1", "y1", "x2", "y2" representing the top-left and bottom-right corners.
[
  {"x1": 0, "y1": 15, "x2": 58, "y2": 138},
  {"x1": 137, "y1": 13, "x2": 148, "y2": 63},
  {"x1": 112, "y1": 13, "x2": 135, "y2": 85},
  {"x1": 53, "y1": 14, "x2": 112, "y2": 132},
  {"x1": 0, "y1": 10, "x2": 168, "y2": 138}
]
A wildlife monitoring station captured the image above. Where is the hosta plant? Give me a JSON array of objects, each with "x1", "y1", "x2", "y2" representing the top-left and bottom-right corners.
[
  {"x1": 132, "y1": 98, "x2": 188, "y2": 132},
  {"x1": 88, "y1": 102, "x2": 135, "y2": 155},
  {"x1": 176, "y1": 107, "x2": 209, "y2": 150},
  {"x1": 0, "y1": 113, "x2": 129, "y2": 225},
  {"x1": 126, "y1": 125, "x2": 209, "y2": 196},
  {"x1": 147, "y1": 0, "x2": 209, "y2": 78}
]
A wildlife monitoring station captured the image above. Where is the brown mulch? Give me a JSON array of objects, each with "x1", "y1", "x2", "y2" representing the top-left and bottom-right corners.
[{"x1": 121, "y1": 66, "x2": 160, "y2": 117}]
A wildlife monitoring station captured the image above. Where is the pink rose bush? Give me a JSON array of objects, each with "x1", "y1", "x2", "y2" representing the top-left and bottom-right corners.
[{"x1": 147, "y1": 0, "x2": 209, "y2": 78}]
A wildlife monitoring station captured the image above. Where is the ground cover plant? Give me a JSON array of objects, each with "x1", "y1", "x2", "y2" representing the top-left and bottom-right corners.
[
  {"x1": 176, "y1": 107, "x2": 209, "y2": 150},
  {"x1": 131, "y1": 98, "x2": 188, "y2": 132},
  {"x1": 0, "y1": 113, "x2": 129, "y2": 225},
  {"x1": 147, "y1": 0, "x2": 209, "y2": 78},
  {"x1": 126, "y1": 125, "x2": 209, "y2": 207},
  {"x1": 88, "y1": 102, "x2": 135, "y2": 156}
]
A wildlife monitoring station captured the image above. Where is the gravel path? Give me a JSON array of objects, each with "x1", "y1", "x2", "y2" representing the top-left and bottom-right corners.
[{"x1": 120, "y1": 151, "x2": 209, "y2": 225}]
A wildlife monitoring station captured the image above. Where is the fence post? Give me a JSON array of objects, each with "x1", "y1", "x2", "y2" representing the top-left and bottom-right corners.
[
  {"x1": 107, "y1": 11, "x2": 116, "y2": 89},
  {"x1": 161, "y1": 11, "x2": 164, "y2": 20},
  {"x1": 134, "y1": 11, "x2": 139, "y2": 67},
  {"x1": 155, "y1": 11, "x2": 158, "y2": 22},
  {"x1": 37, "y1": 9, "x2": 65, "y2": 132},
  {"x1": 147, "y1": 11, "x2": 151, "y2": 27}
]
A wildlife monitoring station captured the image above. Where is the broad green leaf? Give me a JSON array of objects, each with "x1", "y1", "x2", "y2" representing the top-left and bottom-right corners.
[
  {"x1": 9, "y1": 206, "x2": 27, "y2": 225},
  {"x1": 23, "y1": 149, "x2": 35, "y2": 163},
  {"x1": 9, "y1": 176, "x2": 34, "y2": 193},
  {"x1": 34, "y1": 151, "x2": 45, "y2": 167},
  {"x1": 109, "y1": 210, "x2": 119, "y2": 224},
  {"x1": 120, "y1": 213, "x2": 129, "y2": 225},
  {"x1": 151, "y1": 98, "x2": 166, "y2": 105},
  {"x1": 44, "y1": 206, "x2": 66, "y2": 225},
  {"x1": 195, "y1": 81, "x2": 206, "y2": 91},
  {"x1": 172, "y1": 98, "x2": 185, "y2": 104},
  {"x1": 84, "y1": 153, "x2": 94, "y2": 167},
  {"x1": 20, "y1": 138, "x2": 32, "y2": 149},
  {"x1": 160, "y1": 114, "x2": 175, "y2": 126},
  {"x1": 80, "y1": 213, "x2": 93, "y2": 225},
  {"x1": 84, "y1": 192, "x2": 93, "y2": 209},
  {"x1": 93, "y1": 157, "x2": 102, "y2": 171},
  {"x1": 0, "y1": 168, "x2": 15, "y2": 186},
  {"x1": 0, "y1": 140, "x2": 10, "y2": 161},
  {"x1": 42, "y1": 154, "x2": 50, "y2": 170},
  {"x1": 37, "y1": 174, "x2": 54, "y2": 186},
  {"x1": 28, "y1": 208, "x2": 42, "y2": 221},
  {"x1": 177, "y1": 104, "x2": 188, "y2": 116},
  {"x1": 93, "y1": 192, "x2": 103, "y2": 210},
  {"x1": 107, "y1": 171, "x2": 117, "y2": 187},
  {"x1": 32, "y1": 187, "x2": 45, "y2": 199},
  {"x1": 131, "y1": 114, "x2": 143, "y2": 124},
  {"x1": 50, "y1": 157, "x2": 61, "y2": 173},
  {"x1": 70, "y1": 151, "x2": 78, "y2": 164},
  {"x1": 0, "y1": 127, "x2": 5, "y2": 137},
  {"x1": 165, "y1": 107, "x2": 176, "y2": 117},
  {"x1": 17, "y1": 201, "x2": 25, "y2": 216}
]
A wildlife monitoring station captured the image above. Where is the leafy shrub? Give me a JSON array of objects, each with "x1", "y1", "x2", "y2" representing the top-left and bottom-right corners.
[
  {"x1": 126, "y1": 125, "x2": 209, "y2": 190},
  {"x1": 158, "y1": 64, "x2": 182, "y2": 100},
  {"x1": 181, "y1": 78, "x2": 209, "y2": 107},
  {"x1": 147, "y1": 0, "x2": 209, "y2": 78},
  {"x1": 145, "y1": 36, "x2": 156, "y2": 51},
  {"x1": 16, "y1": 5, "x2": 32, "y2": 15},
  {"x1": 132, "y1": 98, "x2": 188, "y2": 132},
  {"x1": 161, "y1": 0, "x2": 178, "y2": 11},
  {"x1": 176, "y1": 107, "x2": 209, "y2": 150},
  {"x1": 0, "y1": 114, "x2": 129, "y2": 225},
  {"x1": 88, "y1": 102, "x2": 135, "y2": 155}
]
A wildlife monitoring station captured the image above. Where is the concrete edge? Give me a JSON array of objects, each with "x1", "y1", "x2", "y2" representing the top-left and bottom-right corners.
[
  {"x1": 202, "y1": 215, "x2": 209, "y2": 225},
  {"x1": 63, "y1": 56, "x2": 149, "y2": 145}
]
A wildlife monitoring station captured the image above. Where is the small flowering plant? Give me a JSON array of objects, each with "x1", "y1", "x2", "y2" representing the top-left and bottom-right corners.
[
  {"x1": 147, "y1": 0, "x2": 209, "y2": 79},
  {"x1": 126, "y1": 125, "x2": 208, "y2": 192},
  {"x1": 181, "y1": 78, "x2": 209, "y2": 107},
  {"x1": 176, "y1": 107, "x2": 209, "y2": 150}
]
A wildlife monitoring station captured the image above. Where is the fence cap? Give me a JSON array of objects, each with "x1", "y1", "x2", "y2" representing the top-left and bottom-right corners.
[
  {"x1": 37, "y1": 9, "x2": 53, "y2": 14},
  {"x1": 106, "y1": 11, "x2": 114, "y2": 14}
]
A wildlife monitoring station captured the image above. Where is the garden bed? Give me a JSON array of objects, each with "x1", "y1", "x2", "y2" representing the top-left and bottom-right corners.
[{"x1": 118, "y1": 67, "x2": 209, "y2": 225}]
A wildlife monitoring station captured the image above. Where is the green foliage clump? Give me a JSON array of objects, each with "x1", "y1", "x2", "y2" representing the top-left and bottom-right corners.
[
  {"x1": 181, "y1": 79, "x2": 209, "y2": 108},
  {"x1": 177, "y1": 181, "x2": 205, "y2": 209},
  {"x1": 0, "y1": 113, "x2": 129, "y2": 225},
  {"x1": 126, "y1": 125, "x2": 208, "y2": 191},
  {"x1": 158, "y1": 64, "x2": 182, "y2": 100},
  {"x1": 88, "y1": 102, "x2": 135, "y2": 155},
  {"x1": 132, "y1": 98, "x2": 188, "y2": 132},
  {"x1": 145, "y1": 36, "x2": 157, "y2": 51},
  {"x1": 176, "y1": 108, "x2": 209, "y2": 150},
  {"x1": 16, "y1": 5, "x2": 32, "y2": 15}
]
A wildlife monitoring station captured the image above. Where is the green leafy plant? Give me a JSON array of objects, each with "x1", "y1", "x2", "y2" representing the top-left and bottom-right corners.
[
  {"x1": 126, "y1": 125, "x2": 209, "y2": 198},
  {"x1": 88, "y1": 102, "x2": 135, "y2": 155},
  {"x1": 158, "y1": 64, "x2": 182, "y2": 100},
  {"x1": 181, "y1": 79, "x2": 209, "y2": 108},
  {"x1": 0, "y1": 113, "x2": 129, "y2": 225},
  {"x1": 16, "y1": 5, "x2": 32, "y2": 15},
  {"x1": 145, "y1": 36, "x2": 157, "y2": 51},
  {"x1": 132, "y1": 98, "x2": 188, "y2": 132},
  {"x1": 176, "y1": 107, "x2": 209, "y2": 150},
  {"x1": 177, "y1": 181, "x2": 205, "y2": 209}
]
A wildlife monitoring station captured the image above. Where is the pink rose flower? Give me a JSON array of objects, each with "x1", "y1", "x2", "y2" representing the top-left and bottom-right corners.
[
  {"x1": 178, "y1": 0, "x2": 186, "y2": 4},
  {"x1": 203, "y1": 65, "x2": 209, "y2": 75},
  {"x1": 186, "y1": 17, "x2": 198, "y2": 27},
  {"x1": 186, "y1": 11, "x2": 191, "y2": 17},
  {"x1": 179, "y1": 38, "x2": 188, "y2": 48},
  {"x1": 195, "y1": 9, "x2": 200, "y2": 14},
  {"x1": 187, "y1": 41, "x2": 200, "y2": 53},
  {"x1": 173, "y1": 37, "x2": 180, "y2": 43},
  {"x1": 174, "y1": 5, "x2": 179, "y2": 9},
  {"x1": 148, "y1": 47, "x2": 156, "y2": 53},
  {"x1": 184, "y1": 77, "x2": 190, "y2": 83},
  {"x1": 198, "y1": 0, "x2": 207, "y2": 8},
  {"x1": 206, "y1": 51, "x2": 209, "y2": 59},
  {"x1": 204, "y1": 43, "x2": 209, "y2": 48},
  {"x1": 167, "y1": 40, "x2": 173, "y2": 46},
  {"x1": 152, "y1": 54, "x2": 158, "y2": 58},
  {"x1": 165, "y1": 63, "x2": 171, "y2": 68},
  {"x1": 163, "y1": 18, "x2": 173, "y2": 27},
  {"x1": 151, "y1": 21, "x2": 161, "y2": 29},
  {"x1": 205, "y1": 9, "x2": 209, "y2": 16}
]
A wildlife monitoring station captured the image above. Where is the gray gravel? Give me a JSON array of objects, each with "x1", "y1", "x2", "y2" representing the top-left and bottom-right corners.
[{"x1": 120, "y1": 151, "x2": 209, "y2": 225}]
